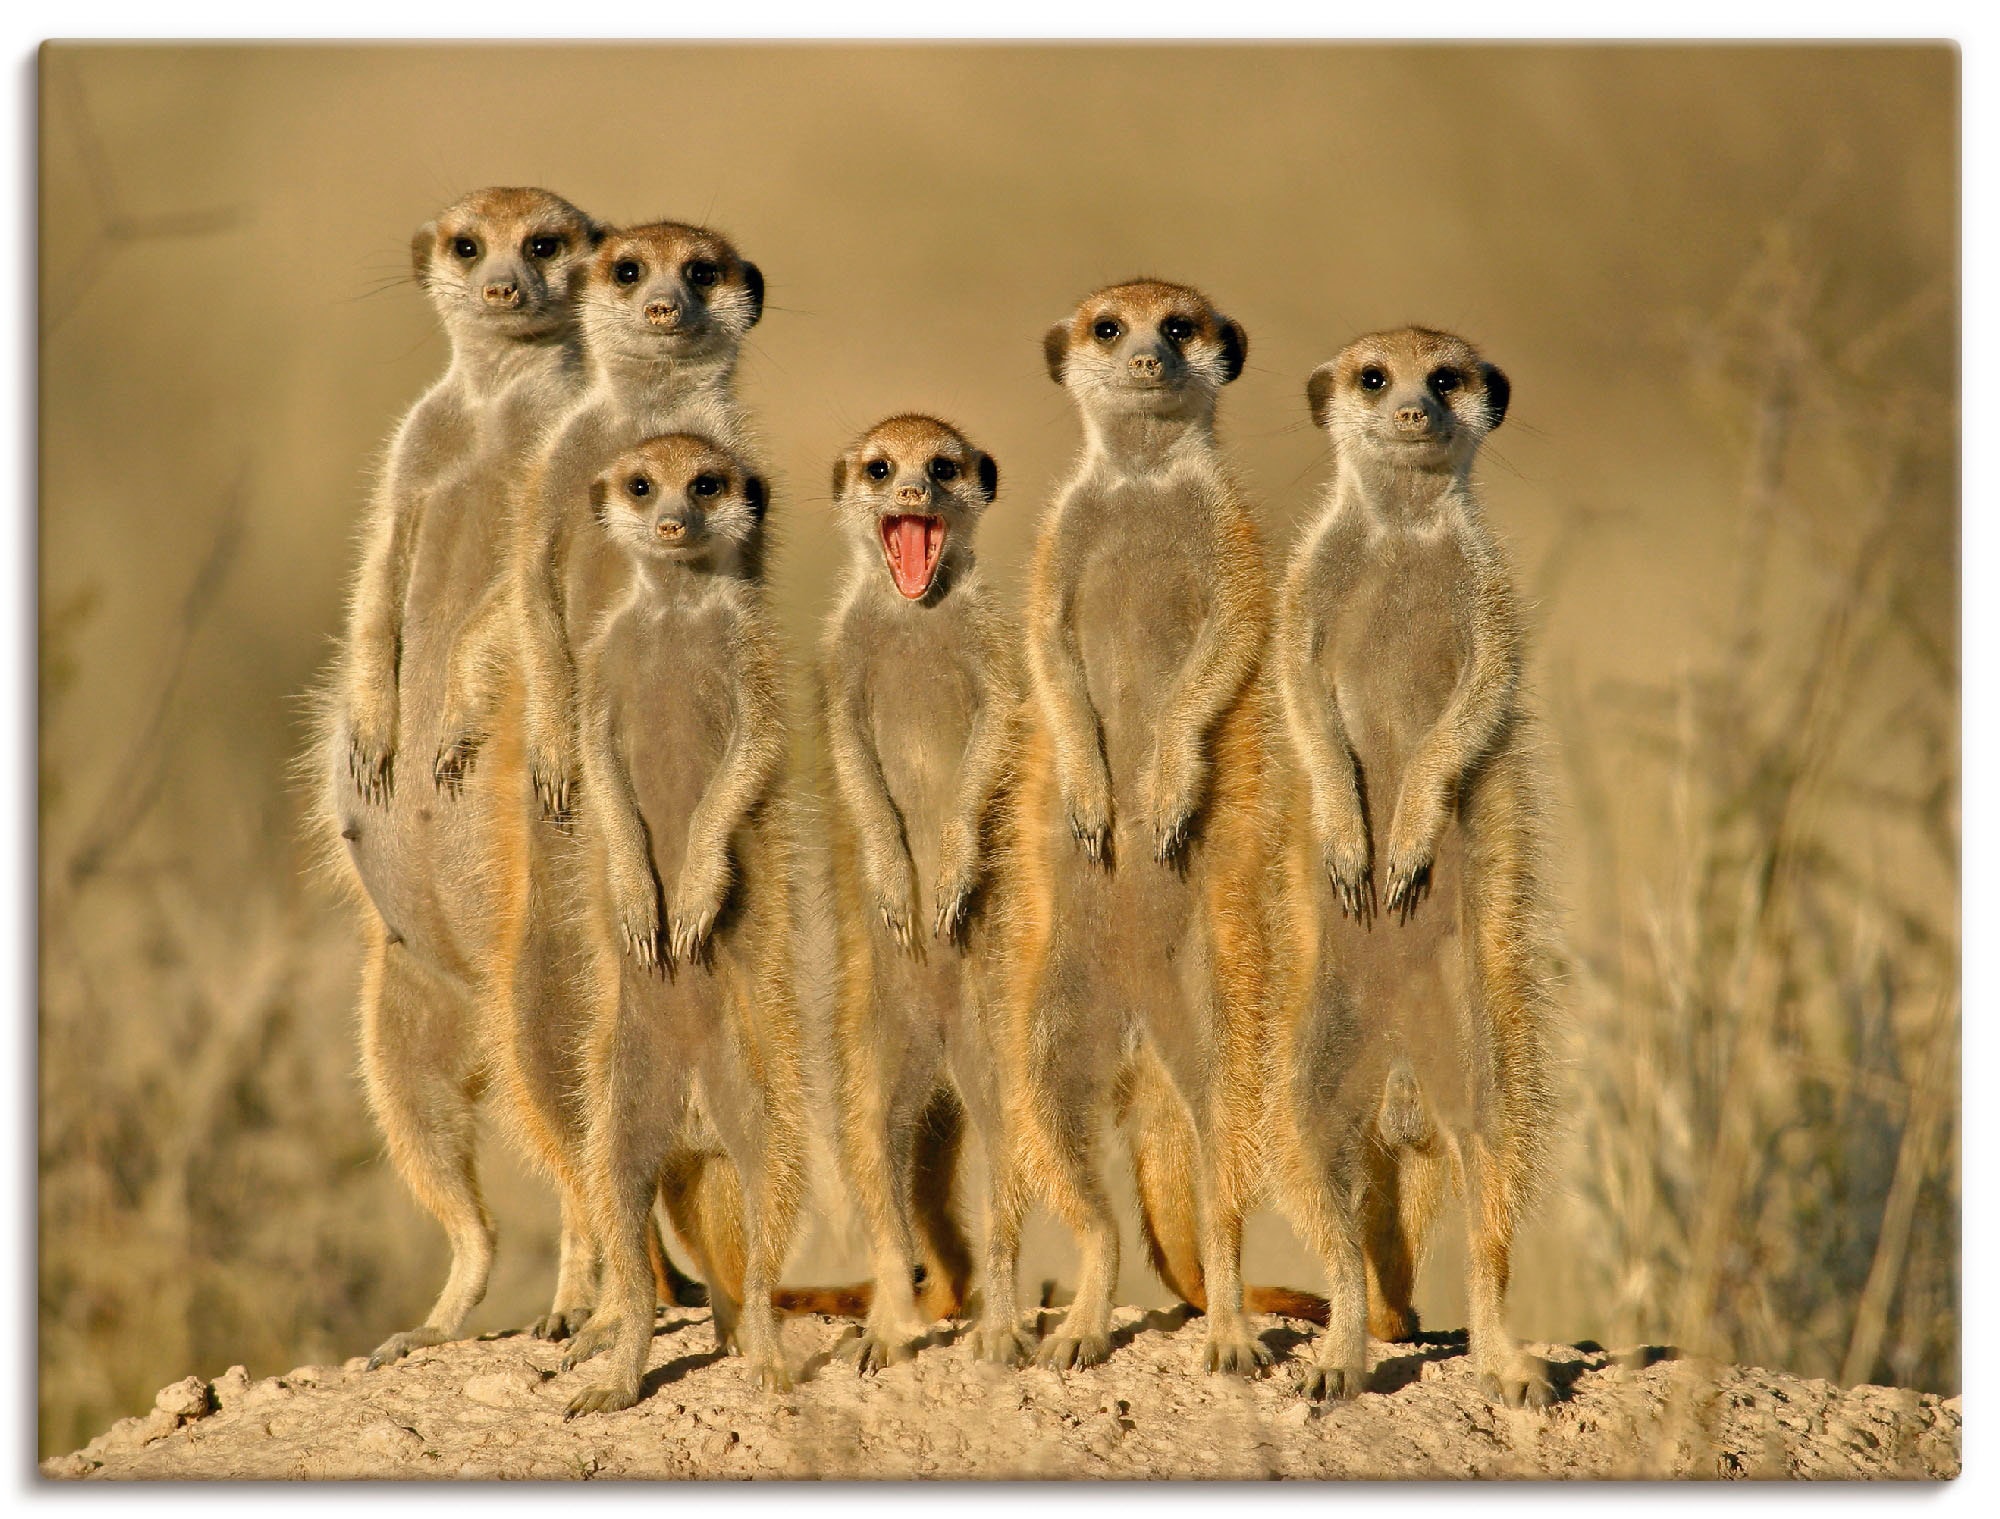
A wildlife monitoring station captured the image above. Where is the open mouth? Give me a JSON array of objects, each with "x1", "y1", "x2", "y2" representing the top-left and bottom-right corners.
[{"x1": 879, "y1": 514, "x2": 946, "y2": 600}]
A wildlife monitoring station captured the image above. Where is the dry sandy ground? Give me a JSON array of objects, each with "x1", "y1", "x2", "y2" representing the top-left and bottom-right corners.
[{"x1": 44, "y1": 1306, "x2": 1958, "y2": 1481}]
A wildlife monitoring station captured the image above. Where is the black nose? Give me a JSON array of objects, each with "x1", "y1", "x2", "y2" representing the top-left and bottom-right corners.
[{"x1": 1395, "y1": 404, "x2": 1431, "y2": 433}]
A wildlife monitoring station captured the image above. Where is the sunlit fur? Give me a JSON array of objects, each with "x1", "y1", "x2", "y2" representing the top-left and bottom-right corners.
[
  {"x1": 558, "y1": 433, "x2": 807, "y2": 1416},
  {"x1": 816, "y1": 415, "x2": 1034, "y2": 1371},
  {"x1": 1001, "y1": 279, "x2": 1280, "y2": 1376},
  {"x1": 1267, "y1": 326, "x2": 1559, "y2": 1407},
  {"x1": 418, "y1": 221, "x2": 768, "y2": 1344},
  {"x1": 304, "y1": 186, "x2": 609, "y2": 1368}
]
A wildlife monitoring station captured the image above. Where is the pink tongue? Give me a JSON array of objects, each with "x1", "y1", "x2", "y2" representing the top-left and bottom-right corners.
[{"x1": 891, "y1": 516, "x2": 932, "y2": 597}]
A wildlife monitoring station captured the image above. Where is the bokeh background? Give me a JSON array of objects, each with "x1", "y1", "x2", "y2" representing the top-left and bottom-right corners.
[{"x1": 37, "y1": 43, "x2": 1959, "y2": 1459}]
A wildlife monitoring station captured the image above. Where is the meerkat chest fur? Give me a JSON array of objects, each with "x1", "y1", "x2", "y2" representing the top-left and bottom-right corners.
[
  {"x1": 593, "y1": 590, "x2": 748, "y2": 880},
  {"x1": 1066, "y1": 463, "x2": 1225, "y2": 798},
  {"x1": 846, "y1": 591, "x2": 986, "y2": 877},
  {"x1": 1325, "y1": 509, "x2": 1478, "y2": 791}
]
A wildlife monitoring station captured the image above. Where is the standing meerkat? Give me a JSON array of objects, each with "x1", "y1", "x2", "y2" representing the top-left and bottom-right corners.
[
  {"x1": 429, "y1": 221, "x2": 765, "y2": 1342},
  {"x1": 1003, "y1": 280, "x2": 1277, "y2": 1375},
  {"x1": 318, "y1": 186, "x2": 607, "y2": 1367},
  {"x1": 1267, "y1": 327, "x2": 1557, "y2": 1408},
  {"x1": 819, "y1": 415, "x2": 1032, "y2": 1371},
  {"x1": 558, "y1": 433, "x2": 807, "y2": 1415}
]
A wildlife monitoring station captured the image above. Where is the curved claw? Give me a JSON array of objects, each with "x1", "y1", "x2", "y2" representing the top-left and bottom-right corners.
[
  {"x1": 533, "y1": 764, "x2": 573, "y2": 826},
  {"x1": 933, "y1": 886, "x2": 971, "y2": 942},
  {"x1": 839, "y1": 1330, "x2": 916, "y2": 1376},
  {"x1": 560, "y1": 1317, "x2": 618, "y2": 1373},
  {"x1": 565, "y1": 1382, "x2": 639, "y2": 1419},
  {"x1": 532, "y1": 1307, "x2": 591, "y2": 1342},
  {"x1": 349, "y1": 743, "x2": 395, "y2": 806},
  {"x1": 432, "y1": 732, "x2": 481, "y2": 797},
  {"x1": 669, "y1": 911, "x2": 716, "y2": 968},
  {"x1": 621, "y1": 919, "x2": 662, "y2": 973},
  {"x1": 1480, "y1": 1361, "x2": 1557, "y2": 1410},
  {"x1": 966, "y1": 1324, "x2": 1036, "y2": 1367},
  {"x1": 1154, "y1": 813, "x2": 1192, "y2": 863},
  {"x1": 1298, "y1": 1363, "x2": 1366, "y2": 1402},
  {"x1": 1034, "y1": 1331, "x2": 1111, "y2": 1371},
  {"x1": 1203, "y1": 1331, "x2": 1273, "y2": 1377},
  {"x1": 879, "y1": 902, "x2": 915, "y2": 953},
  {"x1": 1069, "y1": 814, "x2": 1108, "y2": 863},
  {"x1": 366, "y1": 1325, "x2": 446, "y2": 1369}
]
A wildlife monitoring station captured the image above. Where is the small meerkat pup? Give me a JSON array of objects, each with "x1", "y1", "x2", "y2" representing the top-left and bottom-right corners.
[
  {"x1": 1267, "y1": 327, "x2": 1557, "y2": 1408},
  {"x1": 819, "y1": 415, "x2": 1032, "y2": 1371},
  {"x1": 1002, "y1": 280, "x2": 1275, "y2": 1376},
  {"x1": 423, "y1": 221, "x2": 765, "y2": 1344},
  {"x1": 319, "y1": 187, "x2": 612, "y2": 1368},
  {"x1": 560, "y1": 433, "x2": 807, "y2": 1416}
]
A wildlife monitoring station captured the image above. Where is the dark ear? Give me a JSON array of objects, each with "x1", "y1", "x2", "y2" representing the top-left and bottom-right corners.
[
  {"x1": 975, "y1": 452, "x2": 999, "y2": 503},
  {"x1": 740, "y1": 261, "x2": 765, "y2": 328},
  {"x1": 1306, "y1": 363, "x2": 1339, "y2": 431},
  {"x1": 588, "y1": 476, "x2": 610, "y2": 523},
  {"x1": 1042, "y1": 322, "x2": 1070, "y2": 384},
  {"x1": 829, "y1": 457, "x2": 849, "y2": 502},
  {"x1": 743, "y1": 475, "x2": 768, "y2": 522},
  {"x1": 1480, "y1": 362, "x2": 1510, "y2": 430},
  {"x1": 410, "y1": 220, "x2": 437, "y2": 281},
  {"x1": 1217, "y1": 318, "x2": 1247, "y2": 384}
]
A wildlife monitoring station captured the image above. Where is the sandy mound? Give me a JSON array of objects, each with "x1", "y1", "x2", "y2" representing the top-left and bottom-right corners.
[{"x1": 44, "y1": 1307, "x2": 1958, "y2": 1481}]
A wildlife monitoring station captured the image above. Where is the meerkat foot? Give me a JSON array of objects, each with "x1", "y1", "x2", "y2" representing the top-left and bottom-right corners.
[
  {"x1": 1479, "y1": 1351, "x2": 1556, "y2": 1410},
  {"x1": 1203, "y1": 1323, "x2": 1273, "y2": 1377},
  {"x1": 565, "y1": 1379, "x2": 641, "y2": 1419},
  {"x1": 560, "y1": 1316, "x2": 621, "y2": 1372},
  {"x1": 366, "y1": 1325, "x2": 447, "y2": 1369},
  {"x1": 748, "y1": 1352, "x2": 794, "y2": 1394},
  {"x1": 533, "y1": 1306, "x2": 592, "y2": 1342},
  {"x1": 965, "y1": 1321, "x2": 1036, "y2": 1367},
  {"x1": 1035, "y1": 1326, "x2": 1111, "y2": 1371},
  {"x1": 839, "y1": 1325, "x2": 921, "y2": 1375},
  {"x1": 1297, "y1": 1361, "x2": 1367, "y2": 1402}
]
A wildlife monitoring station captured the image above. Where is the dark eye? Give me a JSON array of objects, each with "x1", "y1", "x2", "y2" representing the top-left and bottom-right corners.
[
  {"x1": 1161, "y1": 316, "x2": 1196, "y2": 344},
  {"x1": 691, "y1": 473, "x2": 723, "y2": 497},
  {"x1": 929, "y1": 456, "x2": 960, "y2": 483},
  {"x1": 612, "y1": 260, "x2": 641, "y2": 285},
  {"x1": 684, "y1": 260, "x2": 721, "y2": 288},
  {"x1": 1428, "y1": 367, "x2": 1463, "y2": 397},
  {"x1": 865, "y1": 459, "x2": 891, "y2": 481},
  {"x1": 1359, "y1": 366, "x2": 1387, "y2": 392},
  {"x1": 1092, "y1": 318, "x2": 1122, "y2": 344},
  {"x1": 627, "y1": 475, "x2": 651, "y2": 498},
  {"x1": 527, "y1": 235, "x2": 562, "y2": 260},
  {"x1": 451, "y1": 237, "x2": 479, "y2": 261}
]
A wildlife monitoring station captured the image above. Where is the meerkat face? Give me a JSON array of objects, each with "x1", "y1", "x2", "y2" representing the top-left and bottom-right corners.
[
  {"x1": 590, "y1": 433, "x2": 768, "y2": 573},
  {"x1": 579, "y1": 222, "x2": 765, "y2": 367},
  {"x1": 1306, "y1": 327, "x2": 1510, "y2": 473},
  {"x1": 1043, "y1": 279, "x2": 1246, "y2": 417},
  {"x1": 831, "y1": 414, "x2": 999, "y2": 603},
  {"x1": 410, "y1": 187, "x2": 599, "y2": 342}
]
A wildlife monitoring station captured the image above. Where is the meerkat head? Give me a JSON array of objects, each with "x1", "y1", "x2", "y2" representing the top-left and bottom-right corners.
[
  {"x1": 830, "y1": 414, "x2": 998, "y2": 604},
  {"x1": 578, "y1": 221, "x2": 764, "y2": 369},
  {"x1": 1043, "y1": 279, "x2": 1246, "y2": 420},
  {"x1": 589, "y1": 432, "x2": 768, "y2": 577},
  {"x1": 410, "y1": 187, "x2": 600, "y2": 342},
  {"x1": 1306, "y1": 327, "x2": 1510, "y2": 476}
]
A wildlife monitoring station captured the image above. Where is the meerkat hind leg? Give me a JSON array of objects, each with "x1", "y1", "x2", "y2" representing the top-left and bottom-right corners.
[
  {"x1": 360, "y1": 941, "x2": 494, "y2": 1368},
  {"x1": 1464, "y1": 1136, "x2": 1554, "y2": 1409},
  {"x1": 1028, "y1": 1072, "x2": 1120, "y2": 1369}
]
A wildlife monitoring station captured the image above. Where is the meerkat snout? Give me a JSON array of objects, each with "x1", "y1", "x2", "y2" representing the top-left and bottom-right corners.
[
  {"x1": 644, "y1": 298, "x2": 682, "y2": 330},
  {"x1": 894, "y1": 480, "x2": 931, "y2": 508},
  {"x1": 483, "y1": 280, "x2": 522, "y2": 308},
  {"x1": 1128, "y1": 353, "x2": 1162, "y2": 380},
  {"x1": 1394, "y1": 402, "x2": 1432, "y2": 435}
]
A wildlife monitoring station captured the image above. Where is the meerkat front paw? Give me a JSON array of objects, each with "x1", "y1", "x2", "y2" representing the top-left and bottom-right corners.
[
  {"x1": 532, "y1": 1306, "x2": 592, "y2": 1342},
  {"x1": 931, "y1": 832, "x2": 980, "y2": 941},
  {"x1": 528, "y1": 742, "x2": 577, "y2": 825},
  {"x1": 1319, "y1": 823, "x2": 1375, "y2": 923},
  {"x1": 559, "y1": 1316, "x2": 620, "y2": 1372},
  {"x1": 365, "y1": 1324, "x2": 446, "y2": 1369},
  {"x1": 1142, "y1": 736, "x2": 1207, "y2": 862},
  {"x1": 749, "y1": 1352, "x2": 795, "y2": 1395},
  {"x1": 1382, "y1": 790, "x2": 1444, "y2": 917},
  {"x1": 431, "y1": 722, "x2": 483, "y2": 797},
  {"x1": 1297, "y1": 1361, "x2": 1367, "y2": 1401},
  {"x1": 564, "y1": 1379, "x2": 640, "y2": 1419},
  {"x1": 1061, "y1": 762, "x2": 1113, "y2": 862},
  {"x1": 345, "y1": 695, "x2": 398, "y2": 806},
  {"x1": 839, "y1": 1326, "x2": 920, "y2": 1375},
  {"x1": 869, "y1": 853, "x2": 919, "y2": 951},
  {"x1": 667, "y1": 859, "x2": 729, "y2": 966},
  {"x1": 1035, "y1": 1328, "x2": 1111, "y2": 1371},
  {"x1": 611, "y1": 859, "x2": 664, "y2": 971}
]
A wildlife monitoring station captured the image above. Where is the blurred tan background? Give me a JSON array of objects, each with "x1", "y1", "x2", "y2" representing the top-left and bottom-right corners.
[{"x1": 37, "y1": 43, "x2": 1958, "y2": 1459}]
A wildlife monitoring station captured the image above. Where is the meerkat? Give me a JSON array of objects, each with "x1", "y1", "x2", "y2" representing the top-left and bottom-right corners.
[
  {"x1": 419, "y1": 221, "x2": 766, "y2": 1344},
  {"x1": 1266, "y1": 327, "x2": 1557, "y2": 1408},
  {"x1": 817, "y1": 414, "x2": 1034, "y2": 1371},
  {"x1": 555, "y1": 433, "x2": 807, "y2": 1415},
  {"x1": 318, "y1": 186, "x2": 625, "y2": 1367},
  {"x1": 1000, "y1": 280, "x2": 1278, "y2": 1376}
]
